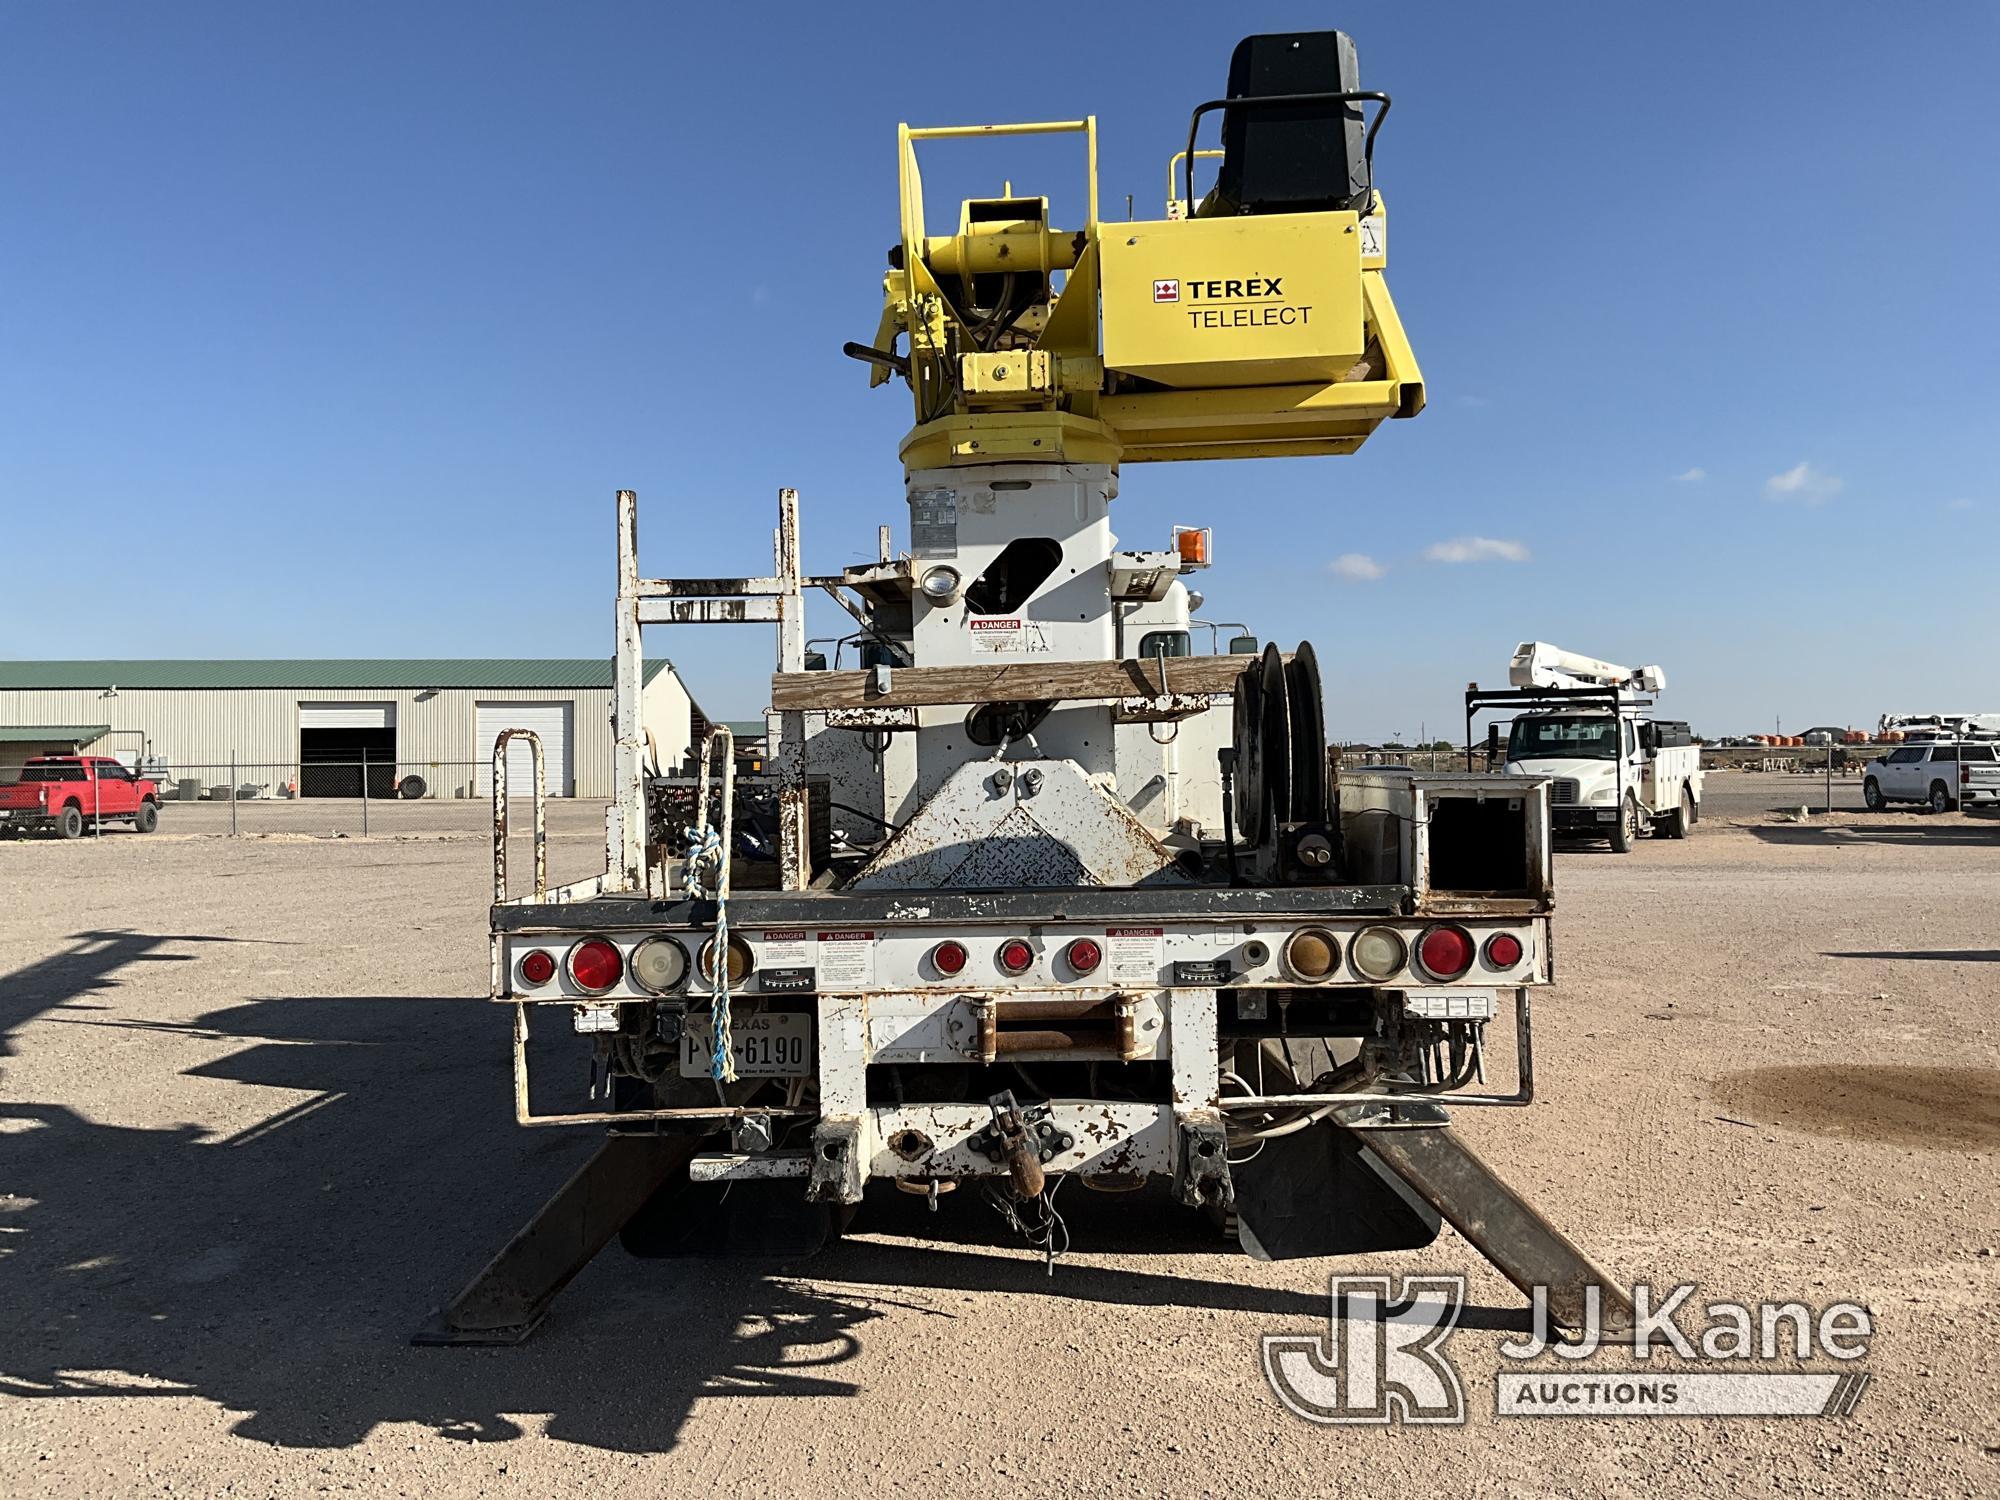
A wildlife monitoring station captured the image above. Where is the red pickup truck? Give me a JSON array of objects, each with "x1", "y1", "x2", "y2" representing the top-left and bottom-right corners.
[{"x1": 0, "y1": 755, "x2": 160, "y2": 838}]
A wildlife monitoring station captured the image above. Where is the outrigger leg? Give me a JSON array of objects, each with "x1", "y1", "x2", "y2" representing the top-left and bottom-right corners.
[
  {"x1": 414, "y1": 1133, "x2": 695, "y2": 1345},
  {"x1": 1339, "y1": 1114, "x2": 1636, "y2": 1334}
]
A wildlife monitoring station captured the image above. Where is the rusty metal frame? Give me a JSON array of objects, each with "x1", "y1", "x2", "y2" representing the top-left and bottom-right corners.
[
  {"x1": 598, "y1": 488, "x2": 813, "y2": 896},
  {"x1": 491, "y1": 728, "x2": 547, "y2": 903}
]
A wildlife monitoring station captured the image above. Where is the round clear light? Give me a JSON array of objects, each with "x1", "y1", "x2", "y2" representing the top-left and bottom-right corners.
[
  {"x1": 1349, "y1": 925, "x2": 1407, "y2": 983},
  {"x1": 919, "y1": 566, "x2": 961, "y2": 603},
  {"x1": 630, "y1": 936, "x2": 689, "y2": 994}
]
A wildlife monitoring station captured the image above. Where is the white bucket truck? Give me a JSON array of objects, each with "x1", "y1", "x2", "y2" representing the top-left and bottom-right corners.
[{"x1": 1468, "y1": 642, "x2": 1702, "y2": 853}]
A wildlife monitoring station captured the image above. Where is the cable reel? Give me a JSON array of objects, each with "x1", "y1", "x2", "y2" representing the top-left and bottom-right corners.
[{"x1": 1229, "y1": 640, "x2": 1338, "y2": 877}]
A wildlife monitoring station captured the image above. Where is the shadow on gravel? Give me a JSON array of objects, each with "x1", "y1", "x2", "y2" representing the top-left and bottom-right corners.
[
  {"x1": 0, "y1": 983, "x2": 883, "y2": 1453},
  {"x1": 1825, "y1": 949, "x2": 2000, "y2": 963},
  {"x1": 0, "y1": 967, "x2": 1531, "y2": 1456},
  {"x1": 1747, "y1": 824, "x2": 1998, "y2": 847},
  {"x1": 0, "y1": 928, "x2": 242, "y2": 1056}
]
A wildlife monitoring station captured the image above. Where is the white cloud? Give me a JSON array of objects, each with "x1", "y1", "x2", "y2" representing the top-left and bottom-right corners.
[
  {"x1": 1947, "y1": 497, "x2": 1975, "y2": 511},
  {"x1": 1424, "y1": 536, "x2": 1531, "y2": 564},
  {"x1": 1674, "y1": 467, "x2": 1707, "y2": 482},
  {"x1": 1764, "y1": 461, "x2": 1843, "y2": 504},
  {"x1": 1329, "y1": 552, "x2": 1386, "y2": 581}
]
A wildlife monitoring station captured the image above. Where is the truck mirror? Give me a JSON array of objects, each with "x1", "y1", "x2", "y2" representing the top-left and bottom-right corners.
[
  {"x1": 1639, "y1": 722, "x2": 1658, "y2": 751},
  {"x1": 1486, "y1": 723, "x2": 1501, "y2": 765},
  {"x1": 1228, "y1": 634, "x2": 1259, "y2": 655}
]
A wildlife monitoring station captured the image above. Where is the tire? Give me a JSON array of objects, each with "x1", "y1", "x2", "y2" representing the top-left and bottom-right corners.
[
  {"x1": 1610, "y1": 793, "x2": 1639, "y2": 853},
  {"x1": 55, "y1": 804, "x2": 84, "y2": 840},
  {"x1": 1928, "y1": 781, "x2": 1955, "y2": 814},
  {"x1": 134, "y1": 801, "x2": 158, "y2": 833},
  {"x1": 1863, "y1": 778, "x2": 1885, "y2": 811},
  {"x1": 1667, "y1": 787, "x2": 1693, "y2": 839}
]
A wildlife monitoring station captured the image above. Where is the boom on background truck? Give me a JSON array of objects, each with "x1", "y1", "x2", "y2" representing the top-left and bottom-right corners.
[{"x1": 421, "y1": 28, "x2": 1634, "y2": 1345}]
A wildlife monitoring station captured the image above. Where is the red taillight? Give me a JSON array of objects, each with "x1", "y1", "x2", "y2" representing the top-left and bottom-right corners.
[
  {"x1": 1483, "y1": 932, "x2": 1524, "y2": 971},
  {"x1": 1962, "y1": 766, "x2": 1973, "y2": 786},
  {"x1": 567, "y1": 938, "x2": 623, "y2": 994},
  {"x1": 519, "y1": 949, "x2": 556, "y2": 986},
  {"x1": 1064, "y1": 937, "x2": 1103, "y2": 976},
  {"x1": 996, "y1": 939, "x2": 1035, "y2": 975},
  {"x1": 1416, "y1": 924, "x2": 1475, "y2": 982},
  {"x1": 931, "y1": 940, "x2": 968, "y2": 976}
]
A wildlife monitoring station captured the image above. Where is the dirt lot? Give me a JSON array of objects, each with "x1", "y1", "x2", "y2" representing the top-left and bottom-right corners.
[{"x1": 2, "y1": 774, "x2": 1994, "y2": 1498}]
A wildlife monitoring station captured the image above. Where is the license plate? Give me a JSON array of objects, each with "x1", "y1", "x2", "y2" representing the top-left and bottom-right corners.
[{"x1": 679, "y1": 1011, "x2": 812, "y2": 1078}]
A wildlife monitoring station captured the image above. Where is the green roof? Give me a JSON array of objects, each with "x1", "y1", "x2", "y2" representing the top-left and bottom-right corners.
[
  {"x1": 0, "y1": 724, "x2": 110, "y2": 744},
  {"x1": 720, "y1": 719, "x2": 768, "y2": 737},
  {"x1": 0, "y1": 660, "x2": 671, "y2": 690}
]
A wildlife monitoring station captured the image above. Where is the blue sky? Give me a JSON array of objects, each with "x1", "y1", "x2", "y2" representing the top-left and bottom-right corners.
[{"x1": 2, "y1": 3, "x2": 1993, "y2": 738}]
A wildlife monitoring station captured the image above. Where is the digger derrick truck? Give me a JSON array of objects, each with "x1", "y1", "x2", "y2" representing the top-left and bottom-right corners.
[{"x1": 424, "y1": 29, "x2": 1634, "y2": 1344}]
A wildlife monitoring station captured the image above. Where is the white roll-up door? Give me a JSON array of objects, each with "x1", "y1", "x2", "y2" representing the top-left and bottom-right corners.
[
  {"x1": 476, "y1": 702, "x2": 573, "y2": 797},
  {"x1": 298, "y1": 702, "x2": 396, "y2": 729}
]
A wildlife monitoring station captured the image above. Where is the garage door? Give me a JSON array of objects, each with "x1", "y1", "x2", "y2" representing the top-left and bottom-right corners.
[
  {"x1": 298, "y1": 702, "x2": 396, "y2": 729},
  {"x1": 476, "y1": 702, "x2": 573, "y2": 797}
]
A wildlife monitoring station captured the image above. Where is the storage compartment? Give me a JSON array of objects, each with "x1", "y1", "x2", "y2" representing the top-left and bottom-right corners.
[
  {"x1": 1338, "y1": 768, "x2": 1551, "y2": 912},
  {"x1": 1428, "y1": 794, "x2": 1532, "y2": 895}
]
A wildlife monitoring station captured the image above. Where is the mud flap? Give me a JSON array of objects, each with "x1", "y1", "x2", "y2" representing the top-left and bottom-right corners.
[{"x1": 1232, "y1": 1120, "x2": 1442, "y2": 1260}]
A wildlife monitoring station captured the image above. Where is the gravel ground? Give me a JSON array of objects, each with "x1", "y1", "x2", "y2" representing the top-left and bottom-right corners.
[{"x1": 1, "y1": 774, "x2": 1994, "y2": 1498}]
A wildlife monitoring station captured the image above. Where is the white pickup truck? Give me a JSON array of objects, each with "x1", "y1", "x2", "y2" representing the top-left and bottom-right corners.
[{"x1": 1862, "y1": 740, "x2": 2000, "y2": 813}]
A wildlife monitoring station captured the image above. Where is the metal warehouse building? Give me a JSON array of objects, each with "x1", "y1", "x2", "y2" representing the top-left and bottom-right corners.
[{"x1": 0, "y1": 660, "x2": 697, "y2": 799}]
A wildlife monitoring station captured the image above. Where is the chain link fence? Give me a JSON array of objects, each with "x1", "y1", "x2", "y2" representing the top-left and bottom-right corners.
[{"x1": 0, "y1": 757, "x2": 604, "y2": 839}]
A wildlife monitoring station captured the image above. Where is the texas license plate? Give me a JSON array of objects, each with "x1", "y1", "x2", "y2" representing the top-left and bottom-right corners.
[{"x1": 678, "y1": 1011, "x2": 813, "y2": 1078}]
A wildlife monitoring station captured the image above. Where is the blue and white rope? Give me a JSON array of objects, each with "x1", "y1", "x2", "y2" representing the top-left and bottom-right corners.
[{"x1": 683, "y1": 825, "x2": 737, "y2": 1084}]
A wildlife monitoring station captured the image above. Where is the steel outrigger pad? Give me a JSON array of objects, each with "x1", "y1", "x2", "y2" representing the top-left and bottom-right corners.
[{"x1": 413, "y1": 1132, "x2": 697, "y2": 1346}]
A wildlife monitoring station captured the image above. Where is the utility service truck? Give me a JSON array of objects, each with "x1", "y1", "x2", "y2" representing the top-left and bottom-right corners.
[
  {"x1": 1469, "y1": 642, "x2": 1702, "y2": 853},
  {"x1": 423, "y1": 29, "x2": 1633, "y2": 1345}
]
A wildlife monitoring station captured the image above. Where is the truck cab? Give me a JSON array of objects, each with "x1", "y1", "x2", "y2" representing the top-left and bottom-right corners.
[{"x1": 1498, "y1": 710, "x2": 1699, "y2": 848}]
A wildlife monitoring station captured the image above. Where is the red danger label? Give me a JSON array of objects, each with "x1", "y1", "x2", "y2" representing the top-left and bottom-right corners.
[
  {"x1": 1153, "y1": 279, "x2": 1180, "y2": 303},
  {"x1": 1108, "y1": 927, "x2": 1165, "y2": 937},
  {"x1": 816, "y1": 930, "x2": 874, "y2": 942}
]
